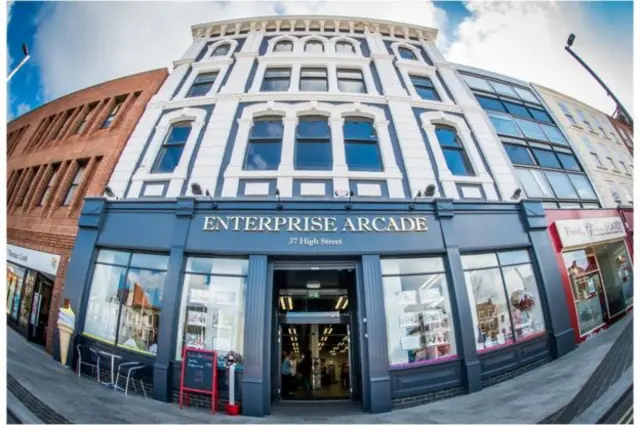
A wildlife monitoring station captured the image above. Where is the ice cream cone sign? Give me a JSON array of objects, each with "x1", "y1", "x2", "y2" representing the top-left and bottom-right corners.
[{"x1": 58, "y1": 298, "x2": 76, "y2": 366}]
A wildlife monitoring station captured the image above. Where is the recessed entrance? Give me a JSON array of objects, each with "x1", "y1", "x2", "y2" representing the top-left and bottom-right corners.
[{"x1": 270, "y1": 264, "x2": 361, "y2": 405}]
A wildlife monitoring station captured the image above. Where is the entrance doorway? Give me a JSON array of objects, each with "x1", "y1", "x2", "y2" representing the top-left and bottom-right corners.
[{"x1": 270, "y1": 265, "x2": 361, "y2": 404}]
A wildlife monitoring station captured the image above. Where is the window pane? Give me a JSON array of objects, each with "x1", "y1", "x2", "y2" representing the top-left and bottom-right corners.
[
  {"x1": 544, "y1": 171, "x2": 579, "y2": 199},
  {"x1": 336, "y1": 41, "x2": 355, "y2": 53},
  {"x1": 476, "y1": 95, "x2": 506, "y2": 112},
  {"x1": 274, "y1": 41, "x2": 293, "y2": 52},
  {"x1": 415, "y1": 86, "x2": 440, "y2": 101},
  {"x1": 443, "y1": 148, "x2": 473, "y2": 176},
  {"x1": 515, "y1": 118, "x2": 548, "y2": 141},
  {"x1": 463, "y1": 74, "x2": 493, "y2": 91},
  {"x1": 186, "y1": 257, "x2": 248, "y2": 275},
  {"x1": 503, "y1": 102, "x2": 531, "y2": 119},
  {"x1": 130, "y1": 253, "x2": 169, "y2": 270},
  {"x1": 540, "y1": 124, "x2": 568, "y2": 145},
  {"x1": 84, "y1": 264, "x2": 127, "y2": 343},
  {"x1": 195, "y1": 72, "x2": 218, "y2": 83},
  {"x1": 557, "y1": 153, "x2": 581, "y2": 171},
  {"x1": 264, "y1": 68, "x2": 291, "y2": 78},
  {"x1": 73, "y1": 166, "x2": 86, "y2": 184},
  {"x1": 187, "y1": 82, "x2": 213, "y2": 97},
  {"x1": 305, "y1": 41, "x2": 324, "y2": 52},
  {"x1": 97, "y1": 249, "x2": 131, "y2": 266},
  {"x1": 568, "y1": 174, "x2": 597, "y2": 200},
  {"x1": 345, "y1": 142, "x2": 382, "y2": 171},
  {"x1": 515, "y1": 168, "x2": 553, "y2": 198},
  {"x1": 250, "y1": 119, "x2": 284, "y2": 139},
  {"x1": 244, "y1": 141, "x2": 282, "y2": 170},
  {"x1": 261, "y1": 78, "x2": 290, "y2": 92},
  {"x1": 514, "y1": 87, "x2": 539, "y2": 103},
  {"x1": 382, "y1": 272, "x2": 457, "y2": 366},
  {"x1": 166, "y1": 125, "x2": 191, "y2": 145},
  {"x1": 338, "y1": 79, "x2": 366, "y2": 93},
  {"x1": 398, "y1": 47, "x2": 416, "y2": 60},
  {"x1": 410, "y1": 76, "x2": 434, "y2": 87},
  {"x1": 464, "y1": 268, "x2": 513, "y2": 350},
  {"x1": 502, "y1": 264, "x2": 546, "y2": 341},
  {"x1": 300, "y1": 68, "x2": 327, "y2": 78},
  {"x1": 344, "y1": 119, "x2": 375, "y2": 140},
  {"x1": 607, "y1": 181, "x2": 621, "y2": 202},
  {"x1": 300, "y1": 78, "x2": 328, "y2": 91},
  {"x1": 531, "y1": 148, "x2": 561, "y2": 168},
  {"x1": 296, "y1": 118, "x2": 330, "y2": 138},
  {"x1": 295, "y1": 141, "x2": 332, "y2": 170},
  {"x1": 488, "y1": 80, "x2": 517, "y2": 97},
  {"x1": 498, "y1": 250, "x2": 530, "y2": 266},
  {"x1": 381, "y1": 257, "x2": 445, "y2": 275},
  {"x1": 176, "y1": 273, "x2": 246, "y2": 362},
  {"x1": 116, "y1": 267, "x2": 167, "y2": 354},
  {"x1": 529, "y1": 108, "x2": 553, "y2": 123},
  {"x1": 153, "y1": 145, "x2": 184, "y2": 173},
  {"x1": 63, "y1": 186, "x2": 78, "y2": 206},
  {"x1": 212, "y1": 44, "x2": 230, "y2": 56},
  {"x1": 435, "y1": 127, "x2": 459, "y2": 147},
  {"x1": 504, "y1": 144, "x2": 535, "y2": 166},
  {"x1": 462, "y1": 253, "x2": 499, "y2": 270},
  {"x1": 489, "y1": 114, "x2": 523, "y2": 137}
]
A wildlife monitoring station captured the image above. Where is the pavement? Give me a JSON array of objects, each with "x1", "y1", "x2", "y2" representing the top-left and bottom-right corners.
[{"x1": 6, "y1": 314, "x2": 633, "y2": 424}]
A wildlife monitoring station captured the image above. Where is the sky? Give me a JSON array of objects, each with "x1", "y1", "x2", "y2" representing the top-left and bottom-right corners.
[{"x1": 6, "y1": 0, "x2": 634, "y2": 121}]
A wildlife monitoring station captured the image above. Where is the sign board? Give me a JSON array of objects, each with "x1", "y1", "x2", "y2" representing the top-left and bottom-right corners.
[
  {"x1": 179, "y1": 348, "x2": 218, "y2": 414},
  {"x1": 7, "y1": 244, "x2": 60, "y2": 276},
  {"x1": 555, "y1": 217, "x2": 627, "y2": 249}
]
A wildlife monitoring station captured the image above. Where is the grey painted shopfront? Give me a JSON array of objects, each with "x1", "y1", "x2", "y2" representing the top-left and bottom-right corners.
[{"x1": 58, "y1": 196, "x2": 575, "y2": 416}]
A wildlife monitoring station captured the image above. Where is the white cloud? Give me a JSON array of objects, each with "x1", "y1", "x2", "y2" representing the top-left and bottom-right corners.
[
  {"x1": 31, "y1": 1, "x2": 447, "y2": 101},
  {"x1": 15, "y1": 102, "x2": 31, "y2": 117},
  {"x1": 444, "y1": 1, "x2": 633, "y2": 115}
]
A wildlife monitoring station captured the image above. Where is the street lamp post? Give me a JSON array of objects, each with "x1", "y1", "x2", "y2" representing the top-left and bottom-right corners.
[
  {"x1": 565, "y1": 34, "x2": 633, "y2": 126},
  {"x1": 7, "y1": 44, "x2": 30, "y2": 82}
]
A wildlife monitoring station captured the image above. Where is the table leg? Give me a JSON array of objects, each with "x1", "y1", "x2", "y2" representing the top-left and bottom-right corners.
[{"x1": 111, "y1": 357, "x2": 115, "y2": 388}]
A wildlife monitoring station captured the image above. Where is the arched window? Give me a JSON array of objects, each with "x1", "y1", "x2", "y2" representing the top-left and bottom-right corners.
[
  {"x1": 344, "y1": 118, "x2": 382, "y2": 171},
  {"x1": 398, "y1": 46, "x2": 417, "y2": 60},
  {"x1": 211, "y1": 44, "x2": 230, "y2": 56},
  {"x1": 152, "y1": 122, "x2": 192, "y2": 173},
  {"x1": 305, "y1": 40, "x2": 324, "y2": 53},
  {"x1": 295, "y1": 116, "x2": 332, "y2": 170},
  {"x1": 243, "y1": 117, "x2": 283, "y2": 171},
  {"x1": 435, "y1": 126, "x2": 474, "y2": 176},
  {"x1": 336, "y1": 41, "x2": 355, "y2": 54},
  {"x1": 274, "y1": 40, "x2": 293, "y2": 52}
]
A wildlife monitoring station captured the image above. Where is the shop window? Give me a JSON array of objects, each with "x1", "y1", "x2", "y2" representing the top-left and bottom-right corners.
[
  {"x1": 337, "y1": 69, "x2": 366, "y2": 93},
  {"x1": 176, "y1": 257, "x2": 248, "y2": 365},
  {"x1": 435, "y1": 127, "x2": 474, "y2": 176},
  {"x1": 381, "y1": 257, "x2": 457, "y2": 367},
  {"x1": 83, "y1": 249, "x2": 169, "y2": 355},
  {"x1": 343, "y1": 118, "x2": 382, "y2": 171},
  {"x1": 304, "y1": 40, "x2": 324, "y2": 53},
  {"x1": 462, "y1": 250, "x2": 546, "y2": 352},
  {"x1": 410, "y1": 75, "x2": 440, "y2": 101},
  {"x1": 243, "y1": 117, "x2": 283, "y2": 171},
  {"x1": 299, "y1": 67, "x2": 328, "y2": 92},
  {"x1": 186, "y1": 72, "x2": 218, "y2": 98},
  {"x1": 151, "y1": 122, "x2": 192, "y2": 174},
  {"x1": 295, "y1": 116, "x2": 332, "y2": 170},
  {"x1": 101, "y1": 96, "x2": 126, "y2": 129},
  {"x1": 336, "y1": 41, "x2": 355, "y2": 54},
  {"x1": 62, "y1": 163, "x2": 87, "y2": 206},
  {"x1": 261, "y1": 68, "x2": 291, "y2": 92},
  {"x1": 7, "y1": 262, "x2": 27, "y2": 322},
  {"x1": 211, "y1": 43, "x2": 230, "y2": 56},
  {"x1": 398, "y1": 46, "x2": 417, "y2": 60},
  {"x1": 273, "y1": 40, "x2": 293, "y2": 52}
]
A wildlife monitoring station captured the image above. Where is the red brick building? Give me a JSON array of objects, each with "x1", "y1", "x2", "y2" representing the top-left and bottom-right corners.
[{"x1": 6, "y1": 68, "x2": 168, "y2": 353}]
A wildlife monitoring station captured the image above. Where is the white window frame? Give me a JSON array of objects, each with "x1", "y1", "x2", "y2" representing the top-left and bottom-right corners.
[
  {"x1": 202, "y1": 38, "x2": 239, "y2": 60},
  {"x1": 329, "y1": 36, "x2": 363, "y2": 56},
  {"x1": 175, "y1": 59, "x2": 233, "y2": 100},
  {"x1": 390, "y1": 41, "x2": 424, "y2": 63},
  {"x1": 268, "y1": 35, "x2": 299, "y2": 54}
]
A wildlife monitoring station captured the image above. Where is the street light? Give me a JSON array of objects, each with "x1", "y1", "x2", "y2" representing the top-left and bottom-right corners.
[
  {"x1": 564, "y1": 34, "x2": 633, "y2": 126},
  {"x1": 7, "y1": 44, "x2": 30, "y2": 82}
]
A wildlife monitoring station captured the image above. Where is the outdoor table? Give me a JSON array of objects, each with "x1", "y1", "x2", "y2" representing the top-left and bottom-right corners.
[{"x1": 98, "y1": 351, "x2": 122, "y2": 389}]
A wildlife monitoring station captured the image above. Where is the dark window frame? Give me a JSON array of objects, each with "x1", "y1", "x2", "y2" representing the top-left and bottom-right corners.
[
  {"x1": 435, "y1": 126, "x2": 474, "y2": 176},
  {"x1": 299, "y1": 67, "x2": 328, "y2": 92},
  {"x1": 186, "y1": 72, "x2": 219, "y2": 98},
  {"x1": 343, "y1": 118, "x2": 383, "y2": 172},
  {"x1": 410, "y1": 75, "x2": 441, "y2": 101},
  {"x1": 151, "y1": 122, "x2": 193, "y2": 174},
  {"x1": 243, "y1": 117, "x2": 284, "y2": 171},
  {"x1": 398, "y1": 46, "x2": 417, "y2": 60},
  {"x1": 261, "y1": 67, "x2": 291, "y2": 92},
  {"x1": 337, "y1": 68, "x2": 366, "y2": 93},
  {"x1": 211, "y1": 43, "x2": 231, "y2": 56},
  {"x1": 294, "y1": 116, "x2": 332, "y2": 170}
]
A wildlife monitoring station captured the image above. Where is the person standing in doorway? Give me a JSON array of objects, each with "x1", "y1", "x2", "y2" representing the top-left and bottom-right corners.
[
  {"x1": 281, "y1": 351, "x2": 293, "y2": 398},
  {"x1": 298, "y1": 350, "x2": 313, "y2": 397},
  {"x1": 341, "y1": 360, "x2": 349, "y2": 389}
]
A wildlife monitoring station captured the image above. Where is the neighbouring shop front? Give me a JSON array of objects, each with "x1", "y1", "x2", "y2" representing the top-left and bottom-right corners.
[
  {"x1": 59, "y1": 197, "x2": 575, "y2": 416},
  {"x1": 6, "y1": 244, "x2": 60, "y2": 347},
  {"x1": 546, "y1": 210, "x2": 634, "y2": 344}
]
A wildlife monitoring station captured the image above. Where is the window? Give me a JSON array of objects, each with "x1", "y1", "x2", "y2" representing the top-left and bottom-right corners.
[
  {"x1": 607, "y1": 181, "x2": 620, "y2": 202},
  {"x1": 381, "y1": 257, "x2": 457, "y2": 367},
  {"x1": 187, "y1": 72, "x2": 218, "y2": 97},
  {"x1": 336, "y1": 41, "x2": 355, "y2": 54},
  {"x1": 544, "y1": 170, "x2": 579, "y2": 199},
  {"x1": 435, "y1": 127, "x2": 474, "y2": 176},
  {"x1": 504, "y1": 143, "x2": 535, "y2": 166},
  {"x1": 515, "y1": 168, "x2": 553, "y2": 198},
  {"x1": 261, "y1": 68, "x2": 291, "y2": 92},
  {"x1": 337, "y1": 69, "x2": 366, "y2": 93},
  {"x1": 489, "y1": 113, "x2": 523, "y2": 137},
  {"x1": 540, "y1": 124, "x2": 568, "y2": 145},
  {"x1": 462, "y1": 250, "x2": 546, "y2": 352},
  {"x1": 398, "y1": 46, "x2": 417, "y2": 60},
  {"x1": 463, "y1": 74, "x2": 493, "y2": 91},
  {"x1": 528, "y1": 108, "x2": 552, "y2": 124},
  {"x1": 488, "y1": 80, "x2": 517, "y2": 97},
  {"x1": 514, "y1": 118, "x2": 547, "y2": 141},
  {"x1": 557, "y1": 102, "x2": 578, "y2": 126},
  {"x1": 101, "y1": 97, "x2": 125, "y2": 129},
  {"x1": 38, "y1": 165, "x2": 59, "y2": 206},
  {"x1": 344, "y1": 118, "x2": 382, "y2": 171},
  {"x1": 531, "y1": 148, "x2": 561, "y2": 168},
  {"x1": 410, "y1": 75, "x2": 440, "y2": 101},
  {"x1": 620, "y1": 184, "x2": 633, "y2": 203},
  {"x1": 299, "y1": 68, "x2": 328, "y2": 92},
  {"x1": 556, "y1": 152, "x2": 582, "y2": 171},
  {"x1": 476, "y1": 95, "x2": 506, "y2": 112},
  {"x1": 304, "y1": 40, "x2": 324, "y2": 53},
  {"x1": 295, "y1": 116, "x2": 332, "y2": 170},
  {"x1": 576, "y1": 110, "x2": 594, "y2": 131},
  {"x1": 176, "y1": 257, "x2": 248, "y2": 363},
  {"x1": 62, "y1": 163, "x2": 86, "y2": 206},
  {"x1": 274, "y1": 40, "x2": 293, "y2": 52},
  {"x1": 513, "y1": 87, "x2": 538, "y2": 103},
  {"x1": 152, "y1": 122, "x2": 192, "y2": 174},
  {"x1": 568, "y1": 174, "x2": 597, "y2": 200},
  {"x1": 582, "y1": 136, "x2": 604, "y2": 167},
  {"x1": 211, "y1": 44, "x2": 230, "y2": 56},
  {"x1": 243, "y1": 117, "x2": 283, "y2": 170},
  {"x1": 83, "y1": 249, "x2": 169, "y2": 355},
  {"x1": 503, "y1": 102, "x2": 531, "y2": 119},
  {"x1": 76, "y1": 103, "x2": 97, "y2": 134}
]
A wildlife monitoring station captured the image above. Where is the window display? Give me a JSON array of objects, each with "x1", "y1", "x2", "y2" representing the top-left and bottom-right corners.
[
  {"x1": 176, "y1": 257, "x2": 248, "y2": 368},
  {"x1": 18, "y1": 270, "x2": 37, "y2": 328},
  {"x1": 83, "y1": 250, "x2": 168, "y2": 354},
  {"x1": 462, "y1": 250, "x2": 546, "y2": 352},
  {"x1": 7, "y1": 263, "x2": 27, "y2": 320},
  {"x1": 381, "y1": 257, "x2": 457, "y2": 368}
]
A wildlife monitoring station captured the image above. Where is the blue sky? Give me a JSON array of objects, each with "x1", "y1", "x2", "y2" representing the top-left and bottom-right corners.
[{"x1": 6, "y1": 1, "x2": 634, "y2": 120}]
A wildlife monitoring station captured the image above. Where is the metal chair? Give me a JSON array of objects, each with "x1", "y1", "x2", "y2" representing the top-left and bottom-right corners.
[
  {"x1": 115, "y1": 362, "x2": 147, "y2": 398},
  {"x1": 76, "y1": 344, "x2": 100, "y2": 381}
]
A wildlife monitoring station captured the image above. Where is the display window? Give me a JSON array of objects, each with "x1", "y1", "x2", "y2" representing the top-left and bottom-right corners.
[
  {"x1": 6, "y1": 263, "x2": 27, "y2": 321},
  {"x1": 83, "y1": 249, "x2": 169, "y2": 355},
  {"x1": 175, "y1": 257, "x2": 248, "y2": 368},
  {"x1": 381, "y1": 257, "x2": 458, "y2": 368},
  {"x1": 18, "y1": 270, "x2": 37, "y2": 328},
  {"x1": 462, "y1": 250, "x2": 546, "y2": 353}
]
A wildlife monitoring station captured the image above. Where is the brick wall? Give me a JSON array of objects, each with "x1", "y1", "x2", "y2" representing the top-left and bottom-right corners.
[{"x1": 7, "y1": 68, "x2": 168, "y2": 354}]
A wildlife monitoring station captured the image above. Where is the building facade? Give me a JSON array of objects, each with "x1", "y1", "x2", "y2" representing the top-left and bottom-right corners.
[
  {"x1": 609, "y1": 108, "x2": 633, "y2": 155},
  {"x1": 58, "y1": 16, "x2": 583, "y2": 416},
  {"x1": 6, "y1": 69, "x2": 168, "y2": 353}
]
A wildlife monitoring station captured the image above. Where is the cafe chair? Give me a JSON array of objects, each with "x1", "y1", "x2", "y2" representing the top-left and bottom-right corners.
[
  {"x1": 115, "y1": 362, "x2": 147, "y2": 399},
  {"x1": 76, "y1": 344, "x2": 100, "y2": 381}
]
